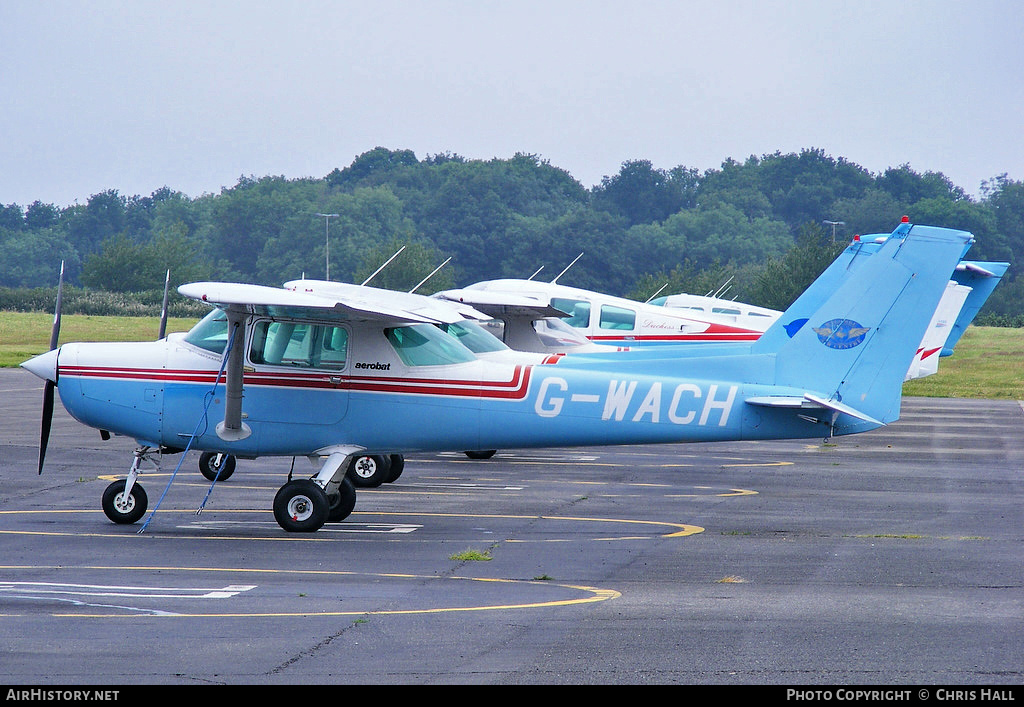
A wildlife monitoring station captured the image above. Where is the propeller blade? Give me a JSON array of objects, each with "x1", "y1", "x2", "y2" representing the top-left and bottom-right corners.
[
  {"x1": 49, "y1": 261, "x2": 64, "y2": 350},
  {"x1": 38, "y1": 261, "x2": 64, "y2": 474},
  {"x1": 39, "y1": 381, "x2": 54, "y2": 474},
  {"x1": 158, "y1": 269, "x2": 170, "y2": 339}
]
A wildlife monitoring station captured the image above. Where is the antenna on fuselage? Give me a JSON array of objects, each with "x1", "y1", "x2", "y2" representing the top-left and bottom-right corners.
[
  {"x1": 550, "y1": 252, "x2": 583, "y2": 284},
  {"x1": 710, "y1": 276, "x2": 735, "y2": 298},
  {"x1": 409, "y1": 256, "x2": 452, "y2": 293},
  {"x1": 527, "y1": 266, "x2": 544, "y2": 281},
  {"x1": 644, "y1": 282, "x2": 669, "y2": 303},
  {"x1": 361, "y1": 245, "x2": 406, "y2": 286}
]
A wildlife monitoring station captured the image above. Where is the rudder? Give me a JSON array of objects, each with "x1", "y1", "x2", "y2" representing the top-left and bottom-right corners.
[{"x1": 762, "y1": 222, "x2": 974, "y2": 425}]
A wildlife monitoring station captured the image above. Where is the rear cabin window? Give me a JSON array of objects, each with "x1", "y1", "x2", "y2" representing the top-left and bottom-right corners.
[
  {"x1": 249, "y1": 320, "x2": 349, "y2": 370},
  {"x1": 599, "y1": 304, "x2": 636, "y2": 330}
]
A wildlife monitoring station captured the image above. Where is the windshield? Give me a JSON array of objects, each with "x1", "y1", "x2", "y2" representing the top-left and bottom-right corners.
[
  {"x1": 184, "y1": 309, "x2": 229, "y2": 354},
  {"x1": 385, "y1": 324, "x2": 477, "y2": 366},
  {"x1": 439, "y1": 320, "x2": 509, "y2": 354}
]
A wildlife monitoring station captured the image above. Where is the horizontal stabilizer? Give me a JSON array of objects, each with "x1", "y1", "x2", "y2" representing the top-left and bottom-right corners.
[
  {"x1": 955, "y1": 262, "x2": 997, "y2": 277},
  {"x1": 745, "y1": 393, "x2": 883, "y2": 426}
]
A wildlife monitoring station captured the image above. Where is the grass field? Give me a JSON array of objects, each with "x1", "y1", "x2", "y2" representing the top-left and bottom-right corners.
[
  {"x1": 0, "y1": 312, "x2": 198, "y2": 368},
  {"x1": 2, "y1": 312, "x2": 1021, "y2": 399},
  {"x1": 900, "y1": 325, "x2": 1024, "y2": 399}
]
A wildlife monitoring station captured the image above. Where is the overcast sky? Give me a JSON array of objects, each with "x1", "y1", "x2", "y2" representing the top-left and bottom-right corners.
[{"x1": 2, "y1": 0, "x2": 1022, "y2": 208}]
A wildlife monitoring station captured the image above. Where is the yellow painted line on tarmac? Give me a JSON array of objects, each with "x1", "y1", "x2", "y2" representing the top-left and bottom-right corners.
[
  {"x1": 0, "y1": 509, "x2": 704, "y2": 541},
  {"x1": 666, "y1": 487, "x2": 758, "y2": 498},
  {"x1": 720, "y1": 461, "x2": 794, "y2": 468},
  {"x1": 0, "y1": 564, "x2": 621, "y2": 618},
  {"x1": 360, "y1": 511, "x2": 703, "y2": 539}
]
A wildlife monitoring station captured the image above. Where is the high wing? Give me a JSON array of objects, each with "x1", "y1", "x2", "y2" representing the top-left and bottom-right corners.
[
  {"x1": 281, "y1": 278, "x2": 492, "y2": 324},
  {"x1": 433, "y1": 286, "x2": 571, "y2": 319},
  {"x1": 180, "y1": 281, "x2": 443, "y2": 326}
]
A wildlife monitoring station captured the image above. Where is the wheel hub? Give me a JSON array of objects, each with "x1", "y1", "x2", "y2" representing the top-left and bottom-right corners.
[
  {"x1": 287, "y1": 495, "x2": 314, "y2": 521},
  {"x1": 114, "y1": 493, "x2": 135, "y2": 514},
  {"x1": 353, "y1": 457, "x2": 377, "y2": 478}
]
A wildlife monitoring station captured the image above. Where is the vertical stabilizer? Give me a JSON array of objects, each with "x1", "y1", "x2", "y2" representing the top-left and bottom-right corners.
[{"x1": 759, "y1": 222, "x2": 973, "y2": 425}]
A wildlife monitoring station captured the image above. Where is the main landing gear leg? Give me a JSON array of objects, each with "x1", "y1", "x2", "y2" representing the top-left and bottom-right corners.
[{"x1": 272, "y1": 450, "x2": 356, "y2": 532}]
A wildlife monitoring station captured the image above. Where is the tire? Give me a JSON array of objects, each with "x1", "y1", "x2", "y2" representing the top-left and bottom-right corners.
[
  {"x1": 464, "y1": 450, "x2": 497, "y2": 459},
  {"x1": 199, "y1": 452, "x2": 236, "y2": 481},
  {"x1": 273, "y1": 480, "x2": 329, "y2": 532},
  {"x1": 101, "y1": 479, "x2": 148, "y2": 525},
  {"x1": 347, "y1": 454, "x2": 391, "y2": 488},
  {"x1": 385, "y1": 454, "x2": 405, "y2": 483},
  {"x1": 327, "y1": 478, "x2": 357, "y2": 522}
]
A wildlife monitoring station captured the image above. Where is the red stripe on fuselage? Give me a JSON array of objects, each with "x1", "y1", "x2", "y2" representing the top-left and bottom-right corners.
[
  {"x1": 59, "y1": 364, "x2": 533, "y2": 400},
  {"x1": 588, "y1": 323, "x2": 762, "y2": 343}
]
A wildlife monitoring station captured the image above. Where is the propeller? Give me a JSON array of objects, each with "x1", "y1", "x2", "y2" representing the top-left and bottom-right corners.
[
  {"x1": 38, "y1": 261, "x2": 64, "y2": 474},
  {"x1": 158, "y1": 269, "x2": 170, "y2": 339}
]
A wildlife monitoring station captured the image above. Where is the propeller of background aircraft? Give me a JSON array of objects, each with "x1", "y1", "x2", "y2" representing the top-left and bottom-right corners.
[{"x1": 158, "y1": 269, "x2": 170, "y2": 339}]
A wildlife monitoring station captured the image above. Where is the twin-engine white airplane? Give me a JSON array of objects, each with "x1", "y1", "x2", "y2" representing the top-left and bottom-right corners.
[
  {"x1": 435, "y1": 277, "x2": 768, "y2": 352},
  {"x1": 438, "y1": 224, "x2": 1006, "y2": 382},
  {"x1": 22, "y1": 221, "x2": 973, "y2": 533}
]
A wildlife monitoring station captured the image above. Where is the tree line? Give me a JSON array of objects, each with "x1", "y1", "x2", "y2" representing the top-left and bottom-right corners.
[{"x1": 1, "y1": 147, "x2": 1020, "y2": 323}]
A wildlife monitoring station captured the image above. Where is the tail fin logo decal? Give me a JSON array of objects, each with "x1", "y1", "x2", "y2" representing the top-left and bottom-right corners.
[
  {"x1": 813, "y1": 319, "x2": 871, "y2": 349},
  {"x1": 783, "y1": 318, "x2": 808, "y2": 338}
]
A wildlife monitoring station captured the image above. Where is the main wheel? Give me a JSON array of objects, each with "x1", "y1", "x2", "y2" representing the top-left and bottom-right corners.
[
  {"x1": 347, "y1": 454, "x2": 391, "y2": 488},
  {"x1": 273, "y1": 480, "x2": 329, "y2": 532},
  {"x1": 327, "y1": 478, "x2": 357, "y2": 522},
  {"x1": 199, "y1": 452, "x2": 236, "y2": 481},
  {"x1": 385, "y1": 454, "x2": 405, "y2": 483},
  {"x1": 101, "y1": 479, "x2": 148, "y2": 524},
  {"x1": 464, "y1": 450, "x2": 497, "y2": 459}
]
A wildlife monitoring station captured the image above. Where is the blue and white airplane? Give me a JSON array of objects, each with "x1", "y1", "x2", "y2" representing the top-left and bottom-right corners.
[{"x1": 21, "y1": 221, "x2": 973, "y2": 533}]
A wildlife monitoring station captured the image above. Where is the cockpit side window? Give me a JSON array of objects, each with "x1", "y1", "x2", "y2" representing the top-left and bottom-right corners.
[
  {"x1": 551, "y1": 298, "x2": 591, "y2": 328},
  {"x1": 249, "y1": 320, "x2": 348, "y2": 370},
  {"x1": 184, "y1": 309, "x2": 229, "y2": 354}
]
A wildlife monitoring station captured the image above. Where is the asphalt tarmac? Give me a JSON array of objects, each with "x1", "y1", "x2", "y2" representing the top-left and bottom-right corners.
[{"x1": 1, "y1": 368, "x2": 1022, "y2": 686}]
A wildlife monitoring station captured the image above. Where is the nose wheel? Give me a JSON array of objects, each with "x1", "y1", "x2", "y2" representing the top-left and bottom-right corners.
[{"x1": 101, "y1": 479, "x2": 148, "y2": 524}]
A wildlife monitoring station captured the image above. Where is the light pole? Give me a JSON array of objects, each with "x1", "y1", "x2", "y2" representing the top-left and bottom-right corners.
[
  {"x1": 316, "y1": 213, "x2": 339, "y2": 280},
  {"x1": 823, "y1": 220, "x2": 845, "y2": 243}
]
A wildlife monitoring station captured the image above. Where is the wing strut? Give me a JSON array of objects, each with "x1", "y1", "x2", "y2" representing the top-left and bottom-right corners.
[{"x1": 216, "y1": 309, "x2": 252, "y2": 442}]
